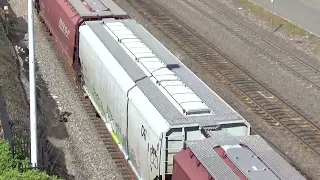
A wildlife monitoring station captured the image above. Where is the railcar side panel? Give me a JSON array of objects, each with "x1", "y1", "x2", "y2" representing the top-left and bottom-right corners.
[
  {"x1": 172, "y1": 147, "x2": 209, "y2": 180},
  {"x1": 79, "y1": 23, "x2": 171, "y2": 180},
  {"x1": 145, "y1": 125, "x2": 163, "y2": 180},
  {"x1": 127, "y1": 88, "x2": 168, "y2": 180},
  {"x1": 127, "y1": 99, "x2": 152, "y2": 179},
  {"x1": 79, "y1": 25, "x2": 132, "y2": 152},
  {"x1": 38, "y1": 0, "x2": 81, "y2": 64}
]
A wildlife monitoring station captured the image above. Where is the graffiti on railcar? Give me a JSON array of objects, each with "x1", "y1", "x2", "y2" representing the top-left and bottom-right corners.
[
  {"x1": 149, "y1": 142, "x2": 159, "y2": 171},
  {"x1": 141, "y1": 125, "x2": 147, "y2": 141},
  {"x1": 140, "y1": 124, "x2": 160, "y2": 171},
  {"x1": 111, "y1": 120, "x2": 121, "y2": 137}
]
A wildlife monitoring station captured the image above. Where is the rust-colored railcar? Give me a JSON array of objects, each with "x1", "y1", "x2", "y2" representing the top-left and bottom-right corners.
[
  {"x1": 34, "y1": 0, "x2": 129, "y2": 67},
  {"x1": 172, "y1": 131, "x2": 306, "y2": 180}
]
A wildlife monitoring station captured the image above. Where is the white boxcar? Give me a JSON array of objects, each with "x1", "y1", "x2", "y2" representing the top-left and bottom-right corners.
[{"x1": 78, "y1": 18, "x2": 251, "y2": 180}]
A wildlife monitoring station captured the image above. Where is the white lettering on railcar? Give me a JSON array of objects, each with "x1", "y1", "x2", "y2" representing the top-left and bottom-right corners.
[{"x1": 59, "y1": 18, "x2": 70, "y2": 39}]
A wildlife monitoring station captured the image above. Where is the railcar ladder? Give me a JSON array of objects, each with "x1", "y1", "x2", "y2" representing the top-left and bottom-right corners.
[{"x1": 164, "y1": 127, "x2": 186, "y2": 175}]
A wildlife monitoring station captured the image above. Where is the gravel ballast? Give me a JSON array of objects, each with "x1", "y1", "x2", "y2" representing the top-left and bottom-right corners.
[{"x1": 6, "y1": 0, "x2": 123, "y2": 179}]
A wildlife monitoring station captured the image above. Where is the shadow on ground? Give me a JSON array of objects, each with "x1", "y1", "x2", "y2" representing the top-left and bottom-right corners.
[{"x1": 0, "y1": 0, "x2": 74, "y2": 179}]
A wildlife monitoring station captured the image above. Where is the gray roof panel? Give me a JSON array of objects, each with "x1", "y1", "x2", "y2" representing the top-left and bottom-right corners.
[
  {"x1": 240, "y1": 136, "x2": 305, "y2": 180},
  {"x1": 68, "y1": 0, "x2": 127, "y2": 17},
  {"x1": 227, "y1": 148, "x2": 280, "y2": 180},
  {"x1": 186, "y1": 131, "x2": 306, "y2": 180},
  {"x1": 189, "y1": 141, "x2": 240, "y2": 180},
  {"x1": 83, "y1": 19, "x2": 248, "y2": 126}
]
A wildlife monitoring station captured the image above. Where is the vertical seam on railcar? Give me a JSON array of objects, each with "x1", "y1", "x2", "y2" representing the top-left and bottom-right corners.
[{"x1": 126, "y1": 84, "x2": 136, "y2": 160}]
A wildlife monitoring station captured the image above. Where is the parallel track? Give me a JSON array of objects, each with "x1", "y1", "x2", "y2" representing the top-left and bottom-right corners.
[
  {"x1": 125, "y1": 0, "x2": 319, "y2": 178},
  {"x1": 182, "y1": 0, "x2": 320, "y2": 91},
  {"x1": 36, "y1": 14, "x2": 136, "y2": 180}
]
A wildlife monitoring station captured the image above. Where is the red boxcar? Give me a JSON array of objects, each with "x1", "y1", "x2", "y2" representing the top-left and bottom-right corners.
[
  {"x1": 172, "y1": 131, "x2": 306, "y2": 180},
  {"x1": 172, "y1": 147, "x2": 212, "y2": 180},
  {"x1": 34, "y1": 0, "x2": 129, "y2": 66}
]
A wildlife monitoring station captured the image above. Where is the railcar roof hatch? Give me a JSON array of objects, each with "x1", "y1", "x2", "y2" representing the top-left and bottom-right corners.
[
  {"x1": 82, "y1": 0, "x2": 110, "y2": 12},
  {"x1": 104, "y1": 22, "x2": 212, "y2": 116},
  {"x1": 220, "y1": 145, "x2": 280, "y2": 180}
]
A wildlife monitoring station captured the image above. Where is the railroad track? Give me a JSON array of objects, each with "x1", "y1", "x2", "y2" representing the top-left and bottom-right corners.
[
  {"x1": 36, "y1": 15, "x2": 136, "y2": 180},
  {"x1": 183, "y1": 0, "x2": 320, "y2": 91},
  {"x1": 125, "y1": 0, "x2": 320, "y2": 177}
]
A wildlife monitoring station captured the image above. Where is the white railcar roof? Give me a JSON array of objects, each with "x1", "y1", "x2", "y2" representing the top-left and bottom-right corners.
[
  {"x1": 81, "y1": 19, "x2": 248, "y2": 127},
  {"x1": 68, "y1": 0, "x2": 127, "y2": 17},
  {"x1": 186, "y1": 131, "x2": 306, "y2": 180}
]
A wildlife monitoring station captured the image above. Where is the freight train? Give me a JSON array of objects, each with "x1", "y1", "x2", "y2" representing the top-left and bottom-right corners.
[{"x1": 33, "y1": 0, "x2": 303, "y2": 180}]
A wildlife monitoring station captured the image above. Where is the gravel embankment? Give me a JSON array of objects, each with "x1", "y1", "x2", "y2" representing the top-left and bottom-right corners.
[
  {"x1": 7, "y1": 0, "x2": 123, "y2": 179},
  {"x1": 112, "y1": 0, "x2": 320, "y2": 179},
  {"x1": 0, "y1": 15, "x2": 28, "y2": 143}
]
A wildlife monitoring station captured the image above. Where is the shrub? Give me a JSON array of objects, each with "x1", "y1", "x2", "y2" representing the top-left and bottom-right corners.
[
  {"x1": 0, "y1": 140, "x2": 17, "y2": 174},
  {"x1": 0, "y1": 169, "x2": 21, "y2": 180},
  {"x1": 0, "y1": 140, "x2": 60, "y2": 180}
]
